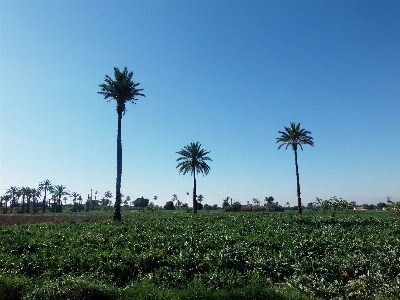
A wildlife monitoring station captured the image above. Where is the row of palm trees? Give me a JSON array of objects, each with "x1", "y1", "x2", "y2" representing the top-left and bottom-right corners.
[
  {"x1": 1, "y1": 181, "x2": 69, "y2": 213},
  {"x1": 98, "y1": 66, "x2": 314, "y2": 219}
]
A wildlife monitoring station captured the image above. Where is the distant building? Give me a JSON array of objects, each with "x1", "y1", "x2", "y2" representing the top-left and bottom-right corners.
[{"x1": 353, "y1": 206, "x2": 368, "y2": 211}]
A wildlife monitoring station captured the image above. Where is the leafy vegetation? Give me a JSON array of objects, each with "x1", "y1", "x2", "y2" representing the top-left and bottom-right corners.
[{"x1": 1, "y1": 213, "x2": 399, "y2": 299}]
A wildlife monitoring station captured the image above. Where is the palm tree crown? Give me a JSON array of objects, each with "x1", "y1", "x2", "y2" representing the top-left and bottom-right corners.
[
  {"x1": 176, "y1": 142, "x2": 212, "y2": 176},
  {"x1": 276, "y1": 122, "x2": 314, "y2": 151},
  {"x1": 176, "y1": 142, "x2": 212, "y2": 214},
  {"x1": 98, "y1": 67, "x2": 145, "y2": 115}
]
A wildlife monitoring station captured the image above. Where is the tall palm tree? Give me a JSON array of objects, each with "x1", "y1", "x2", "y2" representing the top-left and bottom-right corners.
[
  {"x1": 176, "y1": 142, "x2": 212, "y2": 214},
  {"x1": 277, "y1": 122, "x2": 314, "y2": 214},
  {"x1": 39, "y1": 179, "x2": 53, "y2": 213},
  {"x1": 98, "y1": 67, "x2": 145, "y2": 221}
]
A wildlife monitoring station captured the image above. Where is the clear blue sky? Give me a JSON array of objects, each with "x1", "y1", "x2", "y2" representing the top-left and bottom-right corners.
[{"x1": 1, "y1": 0, "x2": 399, "y2": 207}]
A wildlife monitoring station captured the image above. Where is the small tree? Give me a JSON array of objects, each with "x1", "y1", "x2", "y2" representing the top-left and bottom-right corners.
[
  {"x1": 172, "y1": 194, "x2": 179, "y2": 209},
  {"x1": 252, "y1": 198, "x2": 260, "y2": 206},
  {"x1": 222, "y1": 197, "x2": 230, "y2": 208},
  {"x1": 197, "y1": 194, "x2": 204, "y2": 210},
  {"x1": 164, "y1": 201, "x2": 175, "y2": 210},
  {"x1": 377, "y1": 202, "x2": 387, "y2": 210},
  {"x1": 133, "y1": 196, "x2": 149, "y2": 210}
]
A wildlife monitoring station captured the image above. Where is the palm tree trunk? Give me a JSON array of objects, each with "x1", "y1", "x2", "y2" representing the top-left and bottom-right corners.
[
  {"x1": 22, "y1": 196, "x2": 25, "y2": 214},
  {"x1": 294, "y1": 148, "x2": 302, "y2": 214},
  {"x1": 114, "y1": 111, "x2": 123, "y2": 221},
  {"x1": 26, "y1": 196, "x2": 31, "y2": 213},
  {"x1": 193, "y1": 171, "x2": 197, "y2": 214},
  {"x1": 42, "y1": 190, "x2": 47, "y2": 213},
  {"x1": 57, "y1": 197, "x2": 62, "y2": 212}
]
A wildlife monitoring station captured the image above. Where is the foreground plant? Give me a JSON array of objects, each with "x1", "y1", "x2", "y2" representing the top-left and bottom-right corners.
[{"x1": 98, "y1": 67, "x2": 145, "y2": 221}]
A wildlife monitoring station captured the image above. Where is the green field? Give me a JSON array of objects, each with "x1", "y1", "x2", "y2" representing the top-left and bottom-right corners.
[{"x1": 1, "y1": 212, "x2": 399, "y2": 299}]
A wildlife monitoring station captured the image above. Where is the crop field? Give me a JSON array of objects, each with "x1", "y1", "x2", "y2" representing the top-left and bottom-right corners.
[{"x1": 1, "y1": 212, "x2": 399, "y2": 300}]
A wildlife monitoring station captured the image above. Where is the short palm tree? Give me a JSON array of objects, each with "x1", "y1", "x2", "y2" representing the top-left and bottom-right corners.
[
  {"x1": 277, "y1": 122, "x2": 314, "y2": 214},
  {"x1": 176, "y1": 142, "x2": 212, "y2": 214},
  {"x1": 98, "y1": 67, "x2": 145, "y2": 221}
]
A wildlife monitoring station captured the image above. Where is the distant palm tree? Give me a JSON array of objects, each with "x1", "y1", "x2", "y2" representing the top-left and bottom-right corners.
[
  {"x1": 197, "y1": 194, "x2": 204, "y2": 203},
  {"x1": 30, "y1": 188, "x2": 40, "y2": 213},
  {"x1": 15, "y1": 188, "x2": 22, "y2": 212},
  {"x1": 172, "y1": 194, "x2": 178, "y2": 209},
  {"x1": 277, "y1": 122, "x2": 314, "y2": 214},
  {"x1": 20, "y1": 187, "x2": 31, "y2": 214},
  {"x1": 98, "y1": 67, "x2": 145, "y2": 221},
  {"x1": 197, "y1": 194, "x2": 204, "y2": 210},
  {"x1": 1, "y1": 194, "x2": 11, "y2": 213},
  {"x1": 52, "y1": 185, "x2": 69, "y2": 212},
  {"x1": 6, "y1": 186, "x2": 18, "y2": 213},
  {"x1": 176, "y1": 142, "x2": 212, "y2": 214},
  {"x1": 25, "y1": 187, "x2": 33, "y2": 213},
  {"x1": 39, "y1": 179, "x2": 53, "y2": 213},
  {"x1": 69, "y1": 192, "x2": 80, "y2": 204}
]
